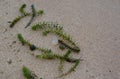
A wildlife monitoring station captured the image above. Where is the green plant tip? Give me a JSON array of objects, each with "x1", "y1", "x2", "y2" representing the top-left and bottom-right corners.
[
  {"x1": 19, "y1": 4, "x2": 26, "y2": 14},
  {"x1": 38, "y1": 10, "x2": 44, "y2": 15},
  {"x1": 18, "y1": 34, "x2": 26, "y2": 45},
  {"x1": 22, "y1": 66, "x2": 35, "y2": 79}
]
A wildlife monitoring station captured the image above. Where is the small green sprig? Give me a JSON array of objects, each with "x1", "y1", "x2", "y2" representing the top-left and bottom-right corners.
[
  {"x1": 63, "y1": 50, "x2": 71, "y2": 58},
  {"x1": 25, "y1": 4, "x2": 36, "y2": 28},
  {"x1": 36, "y1": 52, "x2": 78, "y2": 63},
  {"x1": 31, "y1": 22, "x2": 77, "y2": 45},
  {"x1": 58, "y1": 59, "x2": 64, "y2": 76},
  {"x1": 22, "y1": 66, "x2": 38, "y2": 79},
  {"x1": 42, "y1": 28, "x2": 75, "y2": 45},
  {"x1": 37, "y1": 10, "x2": 44, "y2": 15},
  {"x1": 18, "y1": 33, "x2": 29, "y2": 45},
  {"x1": 58, "y1": 59, "x2": 80, "y2": 78},
  {"x1": 17, "y1": 34, "x2": 52, "y2": 53},
  {"x1": 58, "y1": 50, "x2": 71, "y2": 76},
  {"x1": 19, "y1": 3, "x2": 26, "y2": 15},
  {"x1": 31, "y1": 22, "x2": 63, "y2": 31}
]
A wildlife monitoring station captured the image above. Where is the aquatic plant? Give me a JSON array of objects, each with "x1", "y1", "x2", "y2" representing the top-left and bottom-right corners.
[
  {"x1": 9, "y1": 4, "x2": 44, "y2": 28},
  {"x1": 22, "y1": 66, "x2": 38, "y2": 79},
  {"x1": 31, "y1": 22, "x2": 63, "y2": 31}
]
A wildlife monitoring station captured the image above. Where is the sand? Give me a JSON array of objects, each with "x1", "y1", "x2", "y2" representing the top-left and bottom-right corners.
[{"x1": 0, "y1": 0, "x2": 120, "y2": 79}]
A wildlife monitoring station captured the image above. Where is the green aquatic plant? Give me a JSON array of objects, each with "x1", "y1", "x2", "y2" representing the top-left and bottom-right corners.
[
  {"x1": 31, "y1": 22, "x2": 63, "y2": 31},
  {"x1": 58, "y1": 50, "x2": 71, "y2": 76},
  {"x1": 31, "y1": 22, "x2": 78, "y2": 47},
  {"x1": 63, "y1": 50, "x2": 71, "y2": 58},
  {"x1": 14, "y1": 3, "x2": 81, "y2": 78},
  {"x1": 42, "y1": 28, "x2": 75, "y2": 45},
  {"x1": 37, "y1": 10, "x2": 44, "y2": 15},
  {"x1": 36, "y1": 51, "x2": 78, "y2": 63},
  {"x1": 58, "y1": 40, "x2": 80, "y2": 53},
  {"x1": 9, "y1": 4, "x2": 44, "y2": 28},
  {"x1": 22, "y1": 66, "x2": 38, "y2": 79},
  {"x1": 58, "y1": 59, "x2": 64, "y2": 76},
  {"x1": 17, "y1": 34, "x2": 52, "y2": 52},
  {"x1": 18, "y1": 33, "x2": 29, "y2": 45},
  {"x1": 9, "y1": 14, "x2": 28, "y2": 28},
  {"x1": 17, "y1": 34, "x2": 79, "y2": 62},
  {"x1": 58, "y1": 59, "x2": 80, "y2": 78}
]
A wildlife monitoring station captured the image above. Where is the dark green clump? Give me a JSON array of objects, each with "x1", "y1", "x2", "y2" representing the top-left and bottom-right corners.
[
  {"x1": 17, "y1": 33, "x2": 26, "y2": 45},
  {"x1": 22, "y1": 66, "x2": 37, "y2": 79},
  {"x1": 30, "y1": 45, "x2": 36, "y2": 51},
  {"x1": 37, "y1": 10, "x2": 44, "y2": 15}
]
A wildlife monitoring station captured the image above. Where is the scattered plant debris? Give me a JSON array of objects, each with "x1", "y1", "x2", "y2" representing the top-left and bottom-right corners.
[{"x1": 9, "y1": 3, "x2": 81, "y2": 79}]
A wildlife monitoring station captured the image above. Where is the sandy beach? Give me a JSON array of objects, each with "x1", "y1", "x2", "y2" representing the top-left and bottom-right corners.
[{"x1": 0, "y1": 0, "x2": 120, "y2": 79}]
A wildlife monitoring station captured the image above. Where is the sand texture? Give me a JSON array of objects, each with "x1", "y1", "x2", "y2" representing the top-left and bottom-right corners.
[{"x1": 0, "y1": 0, "x2": 120, "y2": 79}]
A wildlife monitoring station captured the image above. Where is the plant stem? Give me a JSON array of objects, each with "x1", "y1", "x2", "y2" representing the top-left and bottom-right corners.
[
  {"x1": 22, "y1": 66, "x2": 38, "y2": 79},
  {"x1": 57, "y1": 59, "x2": 80, "y2": 78},
  {"x1": 58, "y1": 40, "x2": 80, "y2": 53},
  {"x1": 25, "y1": 4, "x2": 36, "y2": 28}
]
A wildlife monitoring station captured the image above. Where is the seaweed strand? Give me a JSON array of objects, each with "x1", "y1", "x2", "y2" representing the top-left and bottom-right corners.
[
  {"x1": 17, "y1": 34, "x2": 79, "y2": 63},
  {"x1": 31, "y1": 22, "x2": 63, "y2": 31},
  {"x1": 22, "y1": 66, "x2": 38, "y2": 79},
  {"x1": 57, "y1": 59, "x2": 80, "y2": 78},
  {"x1": 25, "y1": 4, "x2": 36, "y2": 28}
]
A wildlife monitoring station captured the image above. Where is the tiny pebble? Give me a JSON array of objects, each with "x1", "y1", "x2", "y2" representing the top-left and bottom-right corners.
[
  {"x1": 7, "y1": 59, "x2": 12, "y2": 64},
  {"x1": 52, "y1": 36, "x2": 58, "y2": 45},
  {"x1": 30, "y1": 45, "x2": 36, "y2": 51}
]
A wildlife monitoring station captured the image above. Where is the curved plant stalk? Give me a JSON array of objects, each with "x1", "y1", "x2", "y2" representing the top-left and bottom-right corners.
[
  {"x1": 9, "y1": 10, "x2": 44, "y2": 28},
  {"x1": 25, "y1": 4, "x2": 36, "y2": 28},
  {"x1": 18, "y1": 33, "x2": 51, "y2": 52},
  {"x1": 9, "y1": 14, "x2": 29, "y2": 28},
  {"x1": 17, "y1": 34, "x2": 78, "y2": 63},
  {"x1": 36, "y1": 51, "x2": 78, "y2": 63},
  {"x1": 58, "y1": 59, "x2": 64, "y2": 75},
  {"x1": 58, "y1": 50, "x2": 71, "y2": 76},
  {"x1": 31, "y1": 22, "x2": 76, "y2": 45},
  {"x1": 31, "y1": 22, "x2": 81, "y2": 53},
  {"x1": 22, "y1": 66, "x2": 38, "y2": 79},
  {"x1": 31, "y1": 22, "x2": 63, "y2": 31},
  {"x1": 57, "y1": 59, "x2": 80, "y2": 78}
]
